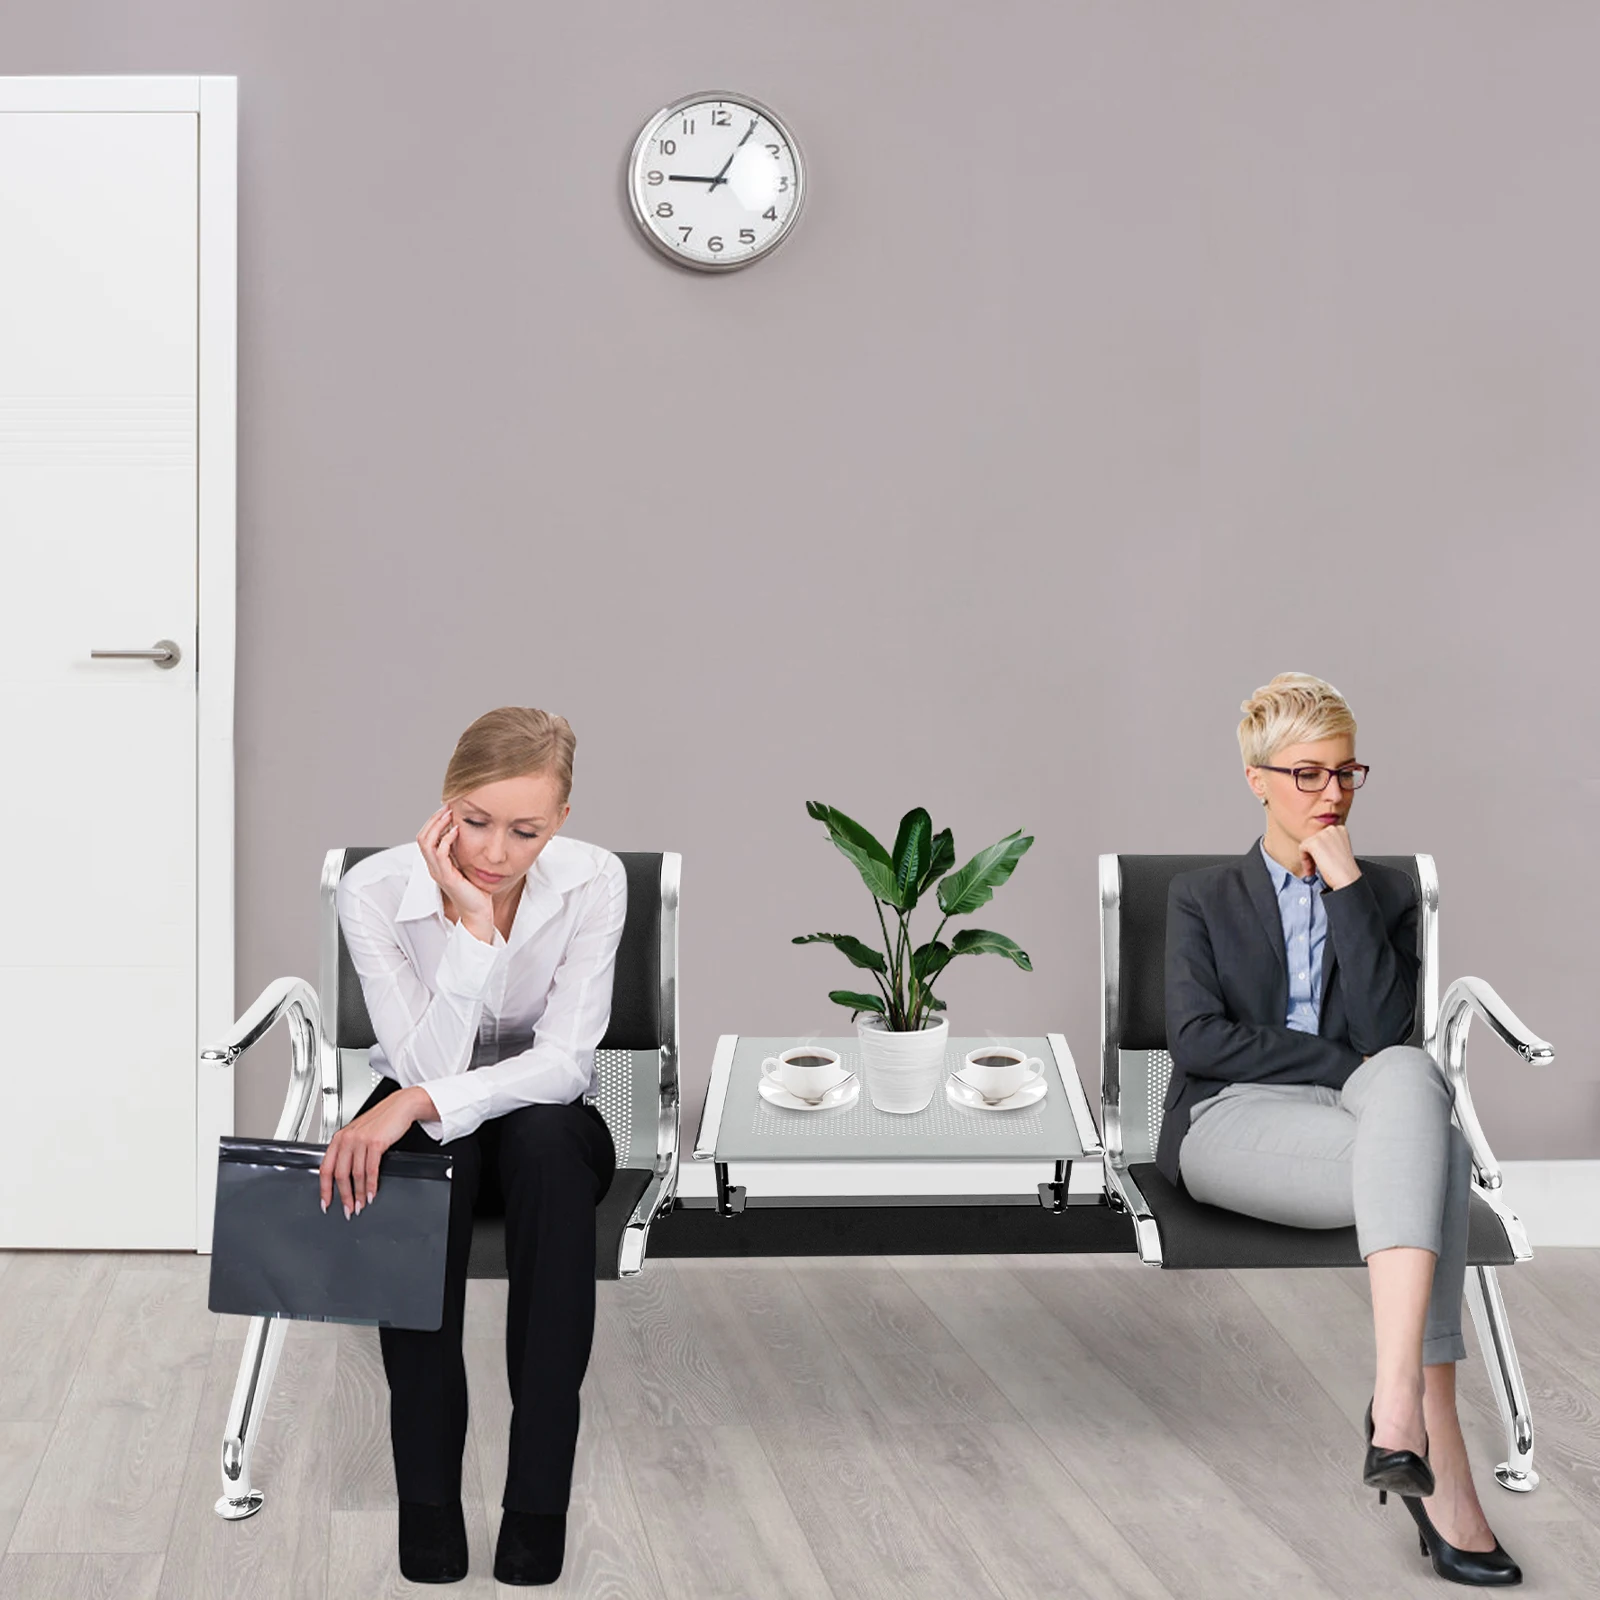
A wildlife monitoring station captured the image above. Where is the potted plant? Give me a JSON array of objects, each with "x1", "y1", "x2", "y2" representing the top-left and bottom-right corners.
[{"x1": 794, "y1": 802, "x2": 1034, "y2": 1113}]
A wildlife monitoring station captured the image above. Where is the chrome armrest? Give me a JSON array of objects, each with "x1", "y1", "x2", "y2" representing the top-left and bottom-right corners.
[
  {"x1": 201, "y1": 976, "x2": 326, "y2": 1145},
  {"x1": 1436, "y1": 976, "x2": 1555, "y2": 1192}
]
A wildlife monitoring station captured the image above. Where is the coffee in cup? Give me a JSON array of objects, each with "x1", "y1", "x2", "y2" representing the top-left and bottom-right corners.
[
  {"x1": 762, "y1": 1045, "x2": 847, "y2": 1101},
  {"x1": 958, "y1": 1046, "x2": 1043, "y2": 1102}
]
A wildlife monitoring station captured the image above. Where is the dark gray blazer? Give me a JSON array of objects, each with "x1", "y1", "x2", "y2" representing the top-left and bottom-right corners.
[{"x1": 1154, "y1": 842, "x2": 1420, "y2": 1187}]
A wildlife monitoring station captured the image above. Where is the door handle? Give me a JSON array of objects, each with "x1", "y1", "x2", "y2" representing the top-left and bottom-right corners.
[{"x1": 90, "y1": 639, "x2": 182, "y2": 669}]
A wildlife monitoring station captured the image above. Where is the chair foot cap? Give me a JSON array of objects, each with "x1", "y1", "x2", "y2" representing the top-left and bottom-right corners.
[{"x1": 1493, "y1": 1465, "x2": 1538, "y2": 1493}]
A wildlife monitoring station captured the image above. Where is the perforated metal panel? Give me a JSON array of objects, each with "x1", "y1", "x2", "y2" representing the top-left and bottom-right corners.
[
  {"x1": 343, "y1": 1048, "x2": 657, "y2": 1172},
  {"x1": 1118, "y1": 1048, "x2": 1172, "y2": 1164},
  {"x1": 592, "y1": 1047, "x2": 646, "y2": 1168},
  {"x1": 344, "y1": 1053, "x2": 383, "y2": 1132}
]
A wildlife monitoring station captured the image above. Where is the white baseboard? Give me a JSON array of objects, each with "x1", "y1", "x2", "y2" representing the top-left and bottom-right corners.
[
  {"x1": 1495, "y1": 1161, "x2": 1600, "y2": 1248},
  {"x1": 674, "y1": 1158, "x2": 1600, "y2": 1247}
]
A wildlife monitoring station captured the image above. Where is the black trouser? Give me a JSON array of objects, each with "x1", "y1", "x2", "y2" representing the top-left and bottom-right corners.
[{"x1": 357, "y1": 1075, "x2": 617, "y2": 1513}]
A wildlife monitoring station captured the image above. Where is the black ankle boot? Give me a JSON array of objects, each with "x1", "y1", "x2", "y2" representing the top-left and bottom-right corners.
[
  {"x1": 397, "y1": 1499, "x2": 469, "y2": 1584},
  {"x1": 494, "y1": 1509, "x2": 567, "y2": 1586}
]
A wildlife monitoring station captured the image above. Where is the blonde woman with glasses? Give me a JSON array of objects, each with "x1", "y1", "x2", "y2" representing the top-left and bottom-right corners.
[{"x1": 1158, "y1": 673, "x2": 1521, "y2": 1587}]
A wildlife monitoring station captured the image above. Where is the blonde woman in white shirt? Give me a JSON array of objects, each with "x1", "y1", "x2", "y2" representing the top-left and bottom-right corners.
[{"x1": 318, "y1": 706, "x2": 625, "y2": 1588}]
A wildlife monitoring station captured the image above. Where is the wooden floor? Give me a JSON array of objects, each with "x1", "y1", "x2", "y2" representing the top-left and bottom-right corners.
[{"x1": 2, "y1": 1250, "x2": 1598, "y2": 1599}]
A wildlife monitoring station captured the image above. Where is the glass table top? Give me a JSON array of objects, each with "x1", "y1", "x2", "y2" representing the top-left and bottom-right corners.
[{"x1": 696, "y1": 1035, "x2": 1099, "y2": 1164}]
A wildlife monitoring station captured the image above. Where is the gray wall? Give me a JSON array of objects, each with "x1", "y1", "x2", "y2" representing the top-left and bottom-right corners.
[{"x1": 6, "y1": 2, "x2": 1596, "y2": 1156}]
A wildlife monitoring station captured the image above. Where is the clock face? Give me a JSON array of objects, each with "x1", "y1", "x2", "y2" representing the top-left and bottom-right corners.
[{"x1": 627, "y1": 93, "x2": 804, "y2": 271}]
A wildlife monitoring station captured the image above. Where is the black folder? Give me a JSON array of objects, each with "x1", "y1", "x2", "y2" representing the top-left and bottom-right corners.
[{"x1": 208, "y1": 1137, "x2": 453, "y2": 1331}]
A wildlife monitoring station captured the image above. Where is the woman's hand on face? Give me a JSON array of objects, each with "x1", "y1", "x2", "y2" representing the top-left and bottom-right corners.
[
  {"x1": 1300, "y1": 822, "x2": 1361, "y2": 890},
  {"x1": 417, "y1": 805, "x2": 494, "y2": 941},
  {"x1": 318, "y1": 1087, "x2": 427, "y2": 1217}
]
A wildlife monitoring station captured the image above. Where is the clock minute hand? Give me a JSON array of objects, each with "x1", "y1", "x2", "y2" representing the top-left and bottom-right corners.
[{"x1": 706, "y1": 118, "x2": 759, "y2": 194}]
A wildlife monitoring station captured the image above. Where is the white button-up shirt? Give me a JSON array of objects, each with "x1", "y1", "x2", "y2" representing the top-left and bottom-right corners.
[{"x1": 336, "y1": 835, "x2": 627, "y2": 1144}]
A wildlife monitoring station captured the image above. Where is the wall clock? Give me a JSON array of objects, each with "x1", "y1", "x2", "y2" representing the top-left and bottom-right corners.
[{"x1": 627, "y1": 92, "x2": 804, "y2": 271}]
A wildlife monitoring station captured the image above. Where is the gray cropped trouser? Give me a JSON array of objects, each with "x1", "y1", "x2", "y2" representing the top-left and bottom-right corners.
[{"x1": 1178, "y1": 1045, "x2": 1472, "y2": 1364}]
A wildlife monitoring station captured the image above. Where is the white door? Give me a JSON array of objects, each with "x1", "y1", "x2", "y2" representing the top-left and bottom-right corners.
[{"x1": 0, "y1": 95, "x2": 227, "y2": 1248}]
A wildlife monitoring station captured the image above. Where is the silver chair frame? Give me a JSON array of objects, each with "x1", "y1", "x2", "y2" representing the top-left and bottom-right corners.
[
  {"x1": 1097, "y1": 852, "x2": 1553, "y2": 1494},
  {"x1": 203, "y1": 849, "x2": 682, "y2": 1520}
]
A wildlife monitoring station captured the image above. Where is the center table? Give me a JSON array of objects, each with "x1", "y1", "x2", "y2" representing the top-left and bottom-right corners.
[{"x1": 692, "y1": 1033, "x2": 1103, "y2": 1218}]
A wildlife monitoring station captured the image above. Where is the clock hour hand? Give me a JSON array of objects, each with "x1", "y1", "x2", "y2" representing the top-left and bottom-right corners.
[
  {"x1": 706, "y1": 118, "x2": 759, "y2": 194},
  {"x1": 667, "y1": 173, "x2": 724, "y2": 185}
]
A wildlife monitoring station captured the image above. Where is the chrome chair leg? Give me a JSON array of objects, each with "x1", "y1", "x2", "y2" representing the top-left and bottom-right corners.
[
  {"x1": 1465, "y1": 1265, "x2": 1538, "y2": 1492},
  {"x1": 215, "y1": 1312, "x2": 287, "y2": 1518}
]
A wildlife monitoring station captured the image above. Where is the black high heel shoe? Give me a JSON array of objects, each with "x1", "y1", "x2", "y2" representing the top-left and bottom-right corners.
[
  {"x1": 397, "y1": 1498, "x2": 469, "y2": 1584},
  {"x1": 1364, "y1": 1396, "x2": 1436, "y2": 1502},
  {"x1": 1400, "y1": 1494, "x2": 1523, "y2": 1586}
]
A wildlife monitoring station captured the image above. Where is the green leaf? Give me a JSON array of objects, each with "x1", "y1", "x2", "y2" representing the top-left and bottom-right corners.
[
  {"x1": 891, "y1": 809, "x2": 932, "y2": 906},
  {"x1": 918, "y1": 828, "x2": 956, "y2": 894},
  {"x1": 948, "y1": 927, "x2": 1034, "y2": 971},
  {"x1": 829, "y1": 989, "x2": 886, "y2": 1019},
  {"x1": 805, "y1": 801, "x2": 890, "y2": 865},
  {"x1": 806, "y1": 801, "x2": 903, "y2": 905},
  {"x1": 793, "y1": 931, "x2": 887, "y2": 973},
  {"x1": 936, "y1": 830, "x2": 1035, "y2": 917},
  {"x1": 911, "y1": 940, "x2": 954, "y2": 983}
]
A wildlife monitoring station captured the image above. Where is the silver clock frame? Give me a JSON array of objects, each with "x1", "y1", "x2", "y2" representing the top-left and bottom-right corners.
[{"x1": 626, "y1": 90, "x2": 806, "y2": 273}]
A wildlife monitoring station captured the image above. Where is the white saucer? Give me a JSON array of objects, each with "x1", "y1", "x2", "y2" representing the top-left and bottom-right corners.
[
  {"x1": 759, "y1": 1069, "x2": 861, "y2": 1112},
  {"x1": 946, "y1": 1071, "x2": 1048, "y2": 1112}
]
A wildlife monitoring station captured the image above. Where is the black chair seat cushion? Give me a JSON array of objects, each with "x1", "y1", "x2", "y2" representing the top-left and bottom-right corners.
[
  {"x1": 1127, "y1": 1163, "x2": 1519, "y2": 1270},
  {"x1": 466, "y1": 1167, "x2": 653, "y2": 1283}
]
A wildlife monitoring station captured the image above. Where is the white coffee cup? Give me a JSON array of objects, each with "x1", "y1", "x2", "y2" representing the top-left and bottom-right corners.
[
  {"x1": 762, "y1": 1046, "x2": 847, "y2": 1101},
  {"x1": 957, "y1": 1046, "x2": 1043, "y2": 1102}
]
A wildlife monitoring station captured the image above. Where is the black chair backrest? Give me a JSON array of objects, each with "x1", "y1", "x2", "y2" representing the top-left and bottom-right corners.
[
  {"x1": 1115, "y1": 854, "x2": 1426, "y2": 1052},
  {"x1": 332, "y1": 848, "x2": 664, "y2": 1052}
]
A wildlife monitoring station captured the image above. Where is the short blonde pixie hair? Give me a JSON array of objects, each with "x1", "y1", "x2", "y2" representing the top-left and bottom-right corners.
[
  {"x1": 1237, "y1": 673, "x2": 1356, "y2": 768},
  {"x1": 442, "y1": 706, "x2": 576, "y2": 807}
]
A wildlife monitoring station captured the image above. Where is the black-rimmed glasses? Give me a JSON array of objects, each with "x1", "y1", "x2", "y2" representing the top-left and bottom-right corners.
[{"x1": 1257, "y1": 763, "x2": 1371, "y2": 793}]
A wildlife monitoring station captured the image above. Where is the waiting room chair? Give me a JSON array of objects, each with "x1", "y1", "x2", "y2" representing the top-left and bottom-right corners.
[
  {"x1": 203, "y1": 848, "x2": 681, "y2": 1519},
  {"x1": 1099, "y1": 853, "x2": 1553, "y2": 1495}
]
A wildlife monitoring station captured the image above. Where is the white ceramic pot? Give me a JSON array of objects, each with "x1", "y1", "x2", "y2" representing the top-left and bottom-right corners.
[{"x1": 857, "y1": 1014, "x2": 950, "y2": 1114}]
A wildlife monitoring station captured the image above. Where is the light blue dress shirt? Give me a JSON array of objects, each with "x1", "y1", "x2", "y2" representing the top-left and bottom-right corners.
[{"x1": 1259, "y1": 839, "x2": 1327, "y2": 1034}]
